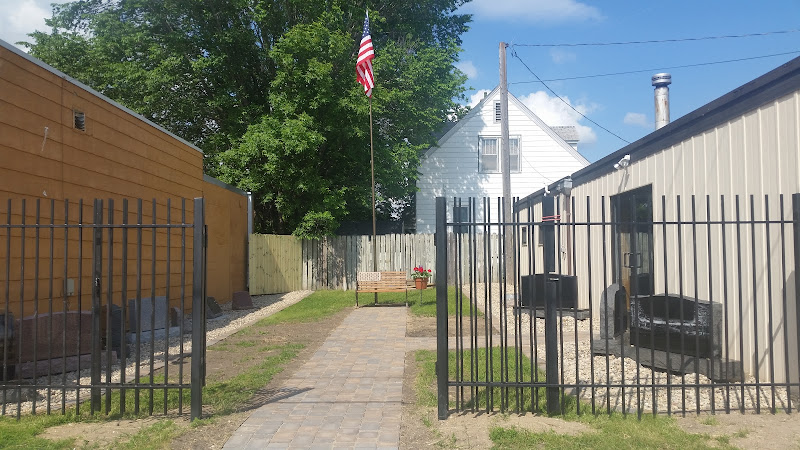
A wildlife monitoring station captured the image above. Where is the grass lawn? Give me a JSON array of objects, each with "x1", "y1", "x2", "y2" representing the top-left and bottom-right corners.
[
  {"x1": 2, "y1": 286, "x2": 476, "y2": 448},
  {"x1": 414, "y1": 349, "x2": 739, "y2": 449}
]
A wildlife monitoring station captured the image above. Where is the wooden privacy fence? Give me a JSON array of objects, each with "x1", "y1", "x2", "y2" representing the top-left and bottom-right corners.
[{"x1": 248, "y1": 233, "x2": 502, "y2": 294}]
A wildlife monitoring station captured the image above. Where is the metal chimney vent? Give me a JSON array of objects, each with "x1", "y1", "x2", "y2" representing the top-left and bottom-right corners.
[{"x1": 652, "y1": 73, "x2": 671, "y2": 130}]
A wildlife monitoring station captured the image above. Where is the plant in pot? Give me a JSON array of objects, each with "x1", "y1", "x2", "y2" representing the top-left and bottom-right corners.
[{"x1": 412, "y1": 266, "x2": 432, "y2": 289}]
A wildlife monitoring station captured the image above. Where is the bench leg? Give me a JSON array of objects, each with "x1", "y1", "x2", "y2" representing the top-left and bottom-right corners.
[{"x1": 356, "y1": 291, "x2": 359, "y2": 307}]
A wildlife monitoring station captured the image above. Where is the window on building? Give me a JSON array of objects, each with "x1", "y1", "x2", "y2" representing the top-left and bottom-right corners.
[
  {"x1": 479, "y1": 137, "x2": 499, "y2": 172},
  {"x1": 454, "y1": 205, "x2": 469, "y2": 234},
  {"x1": 521, "y1": 226, "x2": 528, "y2": 246},
  {"x1": 494, "y1": 102, "x2": 502, "y2": 122},
  {"x1": 510, "y1": 138, "x2": 520, "y2": 172},
  {"x1": 479, "y1": 137, "x2": 521, "y2": 173}
]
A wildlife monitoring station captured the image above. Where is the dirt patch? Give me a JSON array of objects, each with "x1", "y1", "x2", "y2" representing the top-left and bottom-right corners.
[
  {"x1": 41, "y1": 416, "x2": 182, "y2": 448},
  {"x1": 38, "y1": 305, "x2": 800, "y2": 449},
  {"x1": 406, "y1": 315, "x2": 487, "y2": 338},
  {"x1": 40, "y1": 307, "x2": 351, "y2": 449},
  {"x1": 674, "y1": 412, "x2": 800, "y2": 449}
]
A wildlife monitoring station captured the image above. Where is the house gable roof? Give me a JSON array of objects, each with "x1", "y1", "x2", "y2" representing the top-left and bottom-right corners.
[{"x1": 424, "y1": 86, "x2": 589, "y2": 165}]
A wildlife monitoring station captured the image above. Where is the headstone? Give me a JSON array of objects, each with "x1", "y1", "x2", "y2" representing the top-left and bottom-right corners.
[
  {"x1": 15, "y1": 311, "x2": 93, "y2": 362},
  {"x1": 598, "y1": 283, "x2": 626, "y2": 340},
  {"x1": 128, "y1": 296, "x2": 169, "y2": 333},
  {"x1": 170, "y1": 307, "x2": 192, "y2": 334},
  {"x1": 100, "y1": 304, "x2": 125, "y2": 358},
  {"x1": 231, "y1": 291, "x2": 255, "y2": 310},
  {"x1": 630, "y1": 294, "x2": 722, "y2": 359},
  {"x1": 17, "y1": 352, "x2": 117, "y2": 379},
  {"x1": 206, "y1": 296, "x2": 223, "y2": 319}
]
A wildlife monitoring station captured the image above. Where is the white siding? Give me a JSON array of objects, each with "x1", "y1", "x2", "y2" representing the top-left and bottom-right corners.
[{"x1": 416, "y1": 89, "x2": 588, "y2": 233}]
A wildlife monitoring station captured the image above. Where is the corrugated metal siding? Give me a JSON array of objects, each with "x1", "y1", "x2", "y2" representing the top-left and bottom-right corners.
[{"x1": 566, "y1": 90, "x2": 800, "y2": 383}]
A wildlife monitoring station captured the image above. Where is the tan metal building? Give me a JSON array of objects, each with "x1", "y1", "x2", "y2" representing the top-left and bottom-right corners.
[{"x1": 516, "y1": 56, "x2": 800, "y2": 385}]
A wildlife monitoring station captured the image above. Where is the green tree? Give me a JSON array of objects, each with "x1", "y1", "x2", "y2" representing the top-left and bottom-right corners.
[{"x1": 26, "y1": 1, "x2": 471, "y2": 237}]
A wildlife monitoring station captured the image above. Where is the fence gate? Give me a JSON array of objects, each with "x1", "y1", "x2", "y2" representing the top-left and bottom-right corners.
[
  {"x1": 436, "y1": 194, "x2": 800, "y2": 418},
  {"x1": 1, "y1": 197, "x2": 206, "y2": 420}
]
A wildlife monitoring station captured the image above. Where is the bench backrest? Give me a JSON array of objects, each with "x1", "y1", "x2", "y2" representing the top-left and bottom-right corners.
[{"x1": 356, "y1": 271, "x2": 406, "y2": 290}]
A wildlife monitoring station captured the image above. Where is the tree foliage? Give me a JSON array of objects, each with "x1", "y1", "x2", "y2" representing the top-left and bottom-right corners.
[{"x1": 26, "y1": 0, "x2": 471, "y2": 237}]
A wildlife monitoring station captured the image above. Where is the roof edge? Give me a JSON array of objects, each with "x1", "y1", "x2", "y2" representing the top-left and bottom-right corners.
[
  {"x1": 516, "y1": 55, "x2": 800, "y2": 209},
  {"x1": 0, "y1": 39, "x2": 204, "y2": 154},
  {"x1": 203, "y1": 174, "x2": 248, "y2": 196}
]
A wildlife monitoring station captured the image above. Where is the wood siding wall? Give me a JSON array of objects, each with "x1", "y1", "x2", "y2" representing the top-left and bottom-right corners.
[{"x1": 0, "y1": 43, "x2": 247, "y2": 315}]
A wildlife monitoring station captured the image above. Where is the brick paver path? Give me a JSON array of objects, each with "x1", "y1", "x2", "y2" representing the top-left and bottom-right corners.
[{"x1": 223, "y1": 307, "x2": 406, "y2": 449}]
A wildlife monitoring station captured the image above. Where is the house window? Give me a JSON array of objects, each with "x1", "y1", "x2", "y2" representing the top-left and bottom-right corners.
[
  {"x1": 510, "y1": 138, "x2": 520, "y2": 172},
  {"x1": 479, "y1": 137, "x2": 521, "y2": 173},
  {"x1": 454, "y1": 205, "x2": 469, "y2": 234},
  {"x1": 480, "y1": 137, "x2": 499, "y2": 172},
  {"x1": 494, "y1": 102, "x2": 502, "y2": 122}
]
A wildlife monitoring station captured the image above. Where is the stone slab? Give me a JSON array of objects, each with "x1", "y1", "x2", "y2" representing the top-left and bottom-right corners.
[
  {"x1": 206, "y1": 297, "x2": 223, "y2": 319},
  {"x1": 127, "y1": 326, "x2": 184, "y2": 343},
  {"x1": 170, "y1": 307, "x2": 192, "y2": 334},
  {"x1": 592, "y1": 333, "x2": 742, "y2": 382},
  {"x1": 14, "y1": 311, "x2": 93, "y2": 362},
  {"x1": 128, "y1": 296, "x2": 169, "y2": 333},
  {"x1": 514, "y1": 307, "x2": 590, "y2": 320},
  {"x1": 231, "y1": 291, "x2": 255, "y2": 310},
  {"x1": 17, "y1": 352, "x2": 117, "y2": 379}
]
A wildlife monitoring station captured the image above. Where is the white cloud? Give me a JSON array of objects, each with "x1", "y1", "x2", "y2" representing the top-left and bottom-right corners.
[
  {"x1": 550, "y1": 49, "x2": 576, "y2": 64},
  {"x1": 0, "y1": 0, "x2": 60, "y2": 51},
  {"x1": 518, "y1": 90, "x2": 598, "y2": 144},
  {"x1": 456, "y1": 60, "x2": 478, "y2": 79},
  {"x1": 463, "y1": 0, "x2": 604, "y2": 23},
  {"x1": 623, "y1": 112, "x2": 650, "y2": 128},
  {"x1": 468, "y1": 89, "x2": 491, "y2": 108}
]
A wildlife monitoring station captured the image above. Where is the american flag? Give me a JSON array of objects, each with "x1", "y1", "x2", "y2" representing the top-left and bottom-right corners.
[{"x1": 356, "y1": 11, "x2": 375, "y2": 97}]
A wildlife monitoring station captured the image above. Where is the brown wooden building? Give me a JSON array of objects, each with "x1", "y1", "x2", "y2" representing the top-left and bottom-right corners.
[{"x1": 0, "y1": 39, "x2": 248, "y2": 316}]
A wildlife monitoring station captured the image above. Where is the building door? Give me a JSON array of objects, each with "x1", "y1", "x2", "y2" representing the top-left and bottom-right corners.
[{"x1": 612, "y1": 185, "x2": 654, "y2": 313}]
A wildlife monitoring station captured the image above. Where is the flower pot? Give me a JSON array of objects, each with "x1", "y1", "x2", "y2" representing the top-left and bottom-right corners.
[{"x1": 414, "y1": 278, "x2": 428, "y2": 290}]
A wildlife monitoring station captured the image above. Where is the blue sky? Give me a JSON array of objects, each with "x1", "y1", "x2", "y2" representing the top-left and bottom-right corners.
[
  {"x1": 2, "y1": 0, "x2": 798, "y2": 163},
  {"x1": 456, "y1": 0, "x2": 800, "y2": 162}
]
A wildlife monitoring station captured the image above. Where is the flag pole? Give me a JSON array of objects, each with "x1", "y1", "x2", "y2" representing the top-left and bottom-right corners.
[{"x1": 370, "y1": 96, "x2": 378, "y2": 304}]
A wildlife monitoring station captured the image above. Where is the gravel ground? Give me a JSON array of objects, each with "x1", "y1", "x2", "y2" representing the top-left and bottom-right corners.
[
  {"x1": 1, "y1": 291, "x2": 312, "y2": 416},
  {"x1": 471, "y1": 283, "x2": 796, "y2": 415}
]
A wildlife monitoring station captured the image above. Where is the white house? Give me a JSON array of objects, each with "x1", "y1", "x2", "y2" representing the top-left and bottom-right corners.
[{"x1": 415, "y1": 86, "x2": 589, "y2": 233}]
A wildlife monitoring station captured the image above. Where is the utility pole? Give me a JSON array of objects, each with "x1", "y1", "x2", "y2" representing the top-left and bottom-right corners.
[{"x1": 499, "y1": 42, "x2": 515, "y2": 292}]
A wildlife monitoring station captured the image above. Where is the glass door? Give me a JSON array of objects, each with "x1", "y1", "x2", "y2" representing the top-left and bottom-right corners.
[{"x1": 612, "y1": 185, "x2": 654, "y2": 312}]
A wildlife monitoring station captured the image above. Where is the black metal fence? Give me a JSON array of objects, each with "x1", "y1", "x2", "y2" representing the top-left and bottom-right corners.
[
  {"x1": 435, "y1": 194, "x2": 800, "y2": 418},
  {"x1": 1, "y1": 197, "x2": 206, "y2": 419}
]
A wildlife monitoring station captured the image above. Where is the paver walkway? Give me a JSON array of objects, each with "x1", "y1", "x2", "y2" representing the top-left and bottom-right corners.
[{"x1": 223, "y1": 307, "x2": 406, "y2": 449}]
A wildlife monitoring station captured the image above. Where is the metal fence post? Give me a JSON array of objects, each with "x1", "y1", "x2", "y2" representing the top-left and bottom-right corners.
[
  {"x1": 191, "y1": 198, "x2": 206, "y2": 421},
  {"x1": 792, "y1": 193, "x2": 800, "y2": 398},
  {"x1": 90, "y1": 199, "x2": 103, "y2": 413},
  {"x1": 436, "y1": 197, "x2": 449, "y2": 420},
  {"x1": 542, "y1": 197, "x2": 560, "y2": 414}
]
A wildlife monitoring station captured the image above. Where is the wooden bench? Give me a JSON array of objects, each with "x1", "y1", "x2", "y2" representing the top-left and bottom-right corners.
[{"x1": 355, "y1": 271, "x2": 408, "y2": 306}]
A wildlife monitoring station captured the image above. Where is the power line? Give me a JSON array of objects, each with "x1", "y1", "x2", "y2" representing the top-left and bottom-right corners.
[
  {"x1": 509, "y1": 49, "x2": 631, "y2": 145},
  {"x1": 509, "y1": 50, "x2": 800, "y2": 85},
  {"x1": 511, "y1": 29, "x2": 800, "y2": 47}
]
